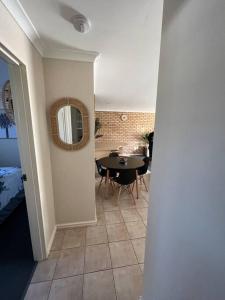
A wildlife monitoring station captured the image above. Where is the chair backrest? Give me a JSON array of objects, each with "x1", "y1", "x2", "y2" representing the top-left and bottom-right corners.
[
  {"x1": 115, "y1": 169, "x2": 136, "y2": 186},
  {"x1": 138, "y1": 157, "x2": 150, "y2": 175},
  {"x1": 109, "y1": 152, "x2": 119, "y2": 157},
  {"x1": 95, "y1": 160, "x2": 106, "y2": 177}
]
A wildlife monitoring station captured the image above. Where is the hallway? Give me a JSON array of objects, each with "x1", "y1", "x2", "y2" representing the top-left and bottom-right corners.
[{"x1": 25, "y1": 175, "x2": 150, "y2": 299}]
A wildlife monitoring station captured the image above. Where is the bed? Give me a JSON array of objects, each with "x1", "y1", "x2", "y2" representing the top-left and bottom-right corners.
[{"x1": 0, "y1": 167, "x2": 24, "y2": 223}]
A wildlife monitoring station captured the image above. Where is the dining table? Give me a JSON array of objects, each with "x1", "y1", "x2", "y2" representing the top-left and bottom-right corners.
[{"x1": 98, "y1": 156, "x2": 145, "y2": 199}]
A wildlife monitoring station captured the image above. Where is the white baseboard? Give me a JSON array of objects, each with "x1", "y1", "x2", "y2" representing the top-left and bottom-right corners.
[
  {"x1": 56, "y1": 218, "x2": 97, "y2": 230},
  {"x1": 46, "y1": 225, "x2": 57, "y2": 257}
]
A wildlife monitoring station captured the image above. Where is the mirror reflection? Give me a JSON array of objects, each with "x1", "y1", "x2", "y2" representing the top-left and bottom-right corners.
[{"x1": 57, "y1": 105, "x2": 83, "y2": 144}]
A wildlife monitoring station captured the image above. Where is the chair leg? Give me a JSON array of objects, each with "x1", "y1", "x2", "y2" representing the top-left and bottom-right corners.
[
  {"x1": 143, "y1": 176, "x2": 148, "y2": 192},
  {"x1": 98, "y1": 177, "x2": 103, "y2": 192},
  {"x1": 110, "y1": 179, "x2": 115, "y2": 193},
  {"x1": 128, "y1": 185, "x2": 135, "y2": 205},
  {"x1": 117, "y1": 186, "x2": 122, "y2": 203}
]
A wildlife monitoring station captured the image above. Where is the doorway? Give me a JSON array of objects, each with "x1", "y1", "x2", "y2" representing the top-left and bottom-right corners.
[{"x1": 0, "y1": 46, "x2": 45, "y2": 299}]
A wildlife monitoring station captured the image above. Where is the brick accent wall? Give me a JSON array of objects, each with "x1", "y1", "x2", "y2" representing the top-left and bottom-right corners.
[{"x1": 95, "y1": 111, "x2": 155, "y2": 155}]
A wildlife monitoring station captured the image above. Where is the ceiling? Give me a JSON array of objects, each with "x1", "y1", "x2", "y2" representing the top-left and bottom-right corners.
[{"x1": 19, "y1": 0, "x2": 163, "y2": 112}]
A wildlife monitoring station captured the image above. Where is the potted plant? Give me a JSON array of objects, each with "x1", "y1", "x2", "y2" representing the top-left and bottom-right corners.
[
  {"x1": 95, "y1": 118, "x2": 103, "y2": 139},
  {"x1": 141, "y1": 131, "x2": 154, "y2": 158},
  {"x1": 0, "y1": 113, "x2": 14, "y2": 138},
  {"x1": 0, "y1": 176, "x2": 6, "y2": 194},
  {"x1": 142, "y1": 132, "x2": 150, "y2": 143}
]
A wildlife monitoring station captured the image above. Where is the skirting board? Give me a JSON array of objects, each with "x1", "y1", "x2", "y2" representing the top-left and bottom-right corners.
[
  {"x1": 46, "y1": 225, "x2": 57, "y2": 257},
  {"x1": 56, "y1": 218, "x2": 97, "y2": 230}
]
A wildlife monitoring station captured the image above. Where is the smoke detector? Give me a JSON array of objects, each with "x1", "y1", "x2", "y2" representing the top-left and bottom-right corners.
[{"x1": 71, "y1": 14, "x2": 91, "y2": 34}]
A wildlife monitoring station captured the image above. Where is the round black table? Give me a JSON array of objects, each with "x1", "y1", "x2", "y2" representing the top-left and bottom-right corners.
[{"x1": 99, "y1": 156, "x2": 144, "y2": 199}]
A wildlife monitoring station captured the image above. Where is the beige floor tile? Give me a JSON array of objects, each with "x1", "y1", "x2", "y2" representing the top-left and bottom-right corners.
[
  {"x1": 135, "y1": 198, "x2": 149, "y2": 208},
  {"x1": 131, "y1": 238, "x2": 146, "y2": 263},
  {"x1": 125, "y1": 220, "x2": 146, "y2": 239},
  {"x1": 96, "y1": 197, "x2": 103, "y2": 206},
  {"x1": 103, "y1": 199, "x2": 119, "y2": 211},
  {"x1": 51, "y1": 230, "x2": 65, "y2": 251},
  {"x1": 119, "y1": 198, "x2": 136, "y2": 209},
  {"x1": 96, "y1": 213, "x2": 105, "y2": 225},
  {"x1": 109, "y1": 240, "x2": 138, "y2": 268},
  {"x1": 96, "y1": 201, "x2": 104, "y2": 214},
  {"x1": 106, "y1": 223, "x2": 129, "y2": 242},
  {"x1": 32, "y1": 251, "x2": 60, "y2": 283},
  {"x1": 49, "y1": 275, "x2": 83, "y2": 300},
  {"x1": 121, "y1": 208, "x2": 141, "y2": 222},
  {"x1": 113, "y1": 265, "x2": 143, "y2": 300},
  {"x1": 139, "y1": 263, "x2": 144, "y2": 273},
  {"x1": 104, "y1": 211, "x2": 123, "y2": 224},
  {"x1": 24, "y1": 282, "x2": 51, "y2": 300},
  {"x1": 54, "y1": 247, "x2": 84, "y2": 279},
  {"x1": 95, "y1": 190, "x2": 106, "y2": 201},
  {"x1": 62, "y1": 227, "x2": 86, "y2": 249},
  {"x1": 83, "y1": 270, "x2": 116, "y2": 300},
  {"x1": 137, "y1": 208, "x2": 148, "y2": 223},
  {"x1": 85, "y1": 244, "x2": 111, "y2": 273},
  {"x1": 143, "y1": 219, "x2": 147, "y2": 226},
  {"x1": 86, "y1": 225, "x2": 108, "y2": 245}
]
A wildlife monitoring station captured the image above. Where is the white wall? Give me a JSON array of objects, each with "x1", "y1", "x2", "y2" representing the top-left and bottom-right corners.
[
  {"x1": 0, "y1": 2, "x2": 55, "y2": 255},
  {"x1": 44, "y1": 58, "x2": 96, "y2": 226},
  {"x1": 0, "y1": 139, "x2": 20, "y2": 167},
  {"x1": 94, "y1": 0, "x2": 164, "y2": 112},
  {"x1": 144, "y1": 1, "x2": 225, "y2": 299}
]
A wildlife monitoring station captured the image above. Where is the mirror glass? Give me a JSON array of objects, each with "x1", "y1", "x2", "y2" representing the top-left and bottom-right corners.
[{"x1": 57, "y1": 105, "x2": 83, "y2": 144}]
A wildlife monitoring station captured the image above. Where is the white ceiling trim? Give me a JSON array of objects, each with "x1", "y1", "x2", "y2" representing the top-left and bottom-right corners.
[
  {"x1": 1, "y1": 0, "x2": 99, "y2": 62},
  {"x1": 1, "y1": 0, "x2": 44, "y2": 55},
  {"x1": 43, "y1": 48, "x2": 99, "y2": 63}
]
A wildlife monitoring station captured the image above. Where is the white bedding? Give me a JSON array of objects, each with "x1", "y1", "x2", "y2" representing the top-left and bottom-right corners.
[{"x1": 0, "y1": 167, "x2": 23, "y2": 211}]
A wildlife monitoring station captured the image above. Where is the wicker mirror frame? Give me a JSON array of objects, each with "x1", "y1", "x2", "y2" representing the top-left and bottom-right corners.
[{"x1": 50, "y1": 98, "x2": 89, "y2": 151}]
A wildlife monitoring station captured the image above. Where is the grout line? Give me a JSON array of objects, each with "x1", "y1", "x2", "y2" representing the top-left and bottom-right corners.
[
  {"x1": 82, "y1": 232, "x2": 86, "y2": 297},
  {"x1": 108, "y1": 237, "x2": 118, "y2": 300},
  {"x1": 31, "y1": 262, "x2": 142, "y2": 283},
  {"x1": 46, "y1": 231, "x2": 66, "y2": 300},
  {"x1": 81, "y1": 273, "x2": 84, "y2": 300}
]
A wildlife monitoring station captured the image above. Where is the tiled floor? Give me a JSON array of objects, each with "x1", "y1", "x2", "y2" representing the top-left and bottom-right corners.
[{"x1": 25, "y1": 175, "x2": 150, "y2": 300}]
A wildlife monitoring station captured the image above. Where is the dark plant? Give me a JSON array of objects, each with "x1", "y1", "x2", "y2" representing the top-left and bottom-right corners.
[
  {"x1": 142, "y1": 131, "x2": 154, "y2": 143},
  {"x1": 0, "y1": 176, "x2": 6, "y2": 194},
  {"x1": 0, "y1": 113, "x2": 15, "y2": 138},
  {"x1": 142, "y1": 132, "x2": 150, "y2": 143},
  {"x1": 95, "y1": 118, "x2": 103, "y2": 139}
]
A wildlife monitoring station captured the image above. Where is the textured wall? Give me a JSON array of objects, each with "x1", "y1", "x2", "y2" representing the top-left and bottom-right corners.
[{"x1": 95, "y1": 111, "x2": 155, "y2": 154}]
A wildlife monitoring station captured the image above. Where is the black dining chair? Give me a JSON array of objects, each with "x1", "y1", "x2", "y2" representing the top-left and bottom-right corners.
[
  {"x1": 109, "y1": 152, "x2": 119, "y2": 157},
  {"x1": 95, "y1": 159, "x2": 118, "y2": 192},
  {"x1": 95, "y1": 159, "x2": 107, "y2": 191},
  {"x1": 137, "y1": 157, "x2": 150, "y2": 192},
  {"x1": 113, "y1": 169, "x2": 136, "y2": 203}
]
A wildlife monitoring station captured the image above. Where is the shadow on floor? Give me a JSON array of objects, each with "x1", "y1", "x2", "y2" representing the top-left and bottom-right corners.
[{"x1": 0, "y1": 199, "x2": 36, "y2": 300}]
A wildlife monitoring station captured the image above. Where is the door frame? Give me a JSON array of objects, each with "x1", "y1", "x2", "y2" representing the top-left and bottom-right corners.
[{"x1": 0, "y1": 45, "x2": 46, "y2": 261}]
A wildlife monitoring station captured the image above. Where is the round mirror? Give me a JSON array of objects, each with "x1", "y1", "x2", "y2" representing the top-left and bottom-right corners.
[{"x1": 57, "y1": 105, "x2": 83, "y2": 144}]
